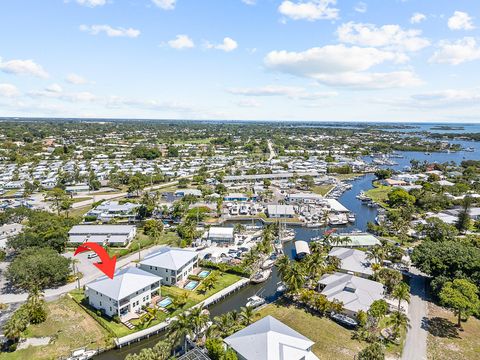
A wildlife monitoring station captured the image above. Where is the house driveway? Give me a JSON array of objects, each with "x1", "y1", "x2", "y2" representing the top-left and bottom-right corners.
[
  {"x1": 401, "y1": 268, "x2": 428, "y2": 360},
  {"x1": 0, "y1": 244, "x2": 168, "y2": 304}
]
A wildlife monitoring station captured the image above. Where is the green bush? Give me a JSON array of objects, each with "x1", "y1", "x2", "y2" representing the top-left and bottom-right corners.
[{"x1": 200, "y1": 260, "x2": 251, "y2": 277}]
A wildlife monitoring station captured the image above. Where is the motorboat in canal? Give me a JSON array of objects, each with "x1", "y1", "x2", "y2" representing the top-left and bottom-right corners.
[
  {"x1": 330, "y1": 312, "x2": 358, "y2": 328},
  {"x1": 250, "y1": 269, "x2": 272, "y2": 284},
  {"x1": 261, "y1": 258, "x2": 275, "y2": 269},
  {"x1": 328, "y1": 214, "x2": 348, "y2": 226},
  {"x1": 276, "y1": 281, "x2": 287, "y2": 293},
  {"x1": 348, "y1": 213, "x2": 356, "y2": 222},
  {"x1": 67, "y1": 348, "x2": 98, "y2": 360},
  {"x1": 246, "y1": 295, "x2": 266, "y2": 308}
]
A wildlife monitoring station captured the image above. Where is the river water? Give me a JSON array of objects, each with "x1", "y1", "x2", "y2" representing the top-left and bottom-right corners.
[{"x1": 96, "y1": 142, "x2": 480, "y2": 359}]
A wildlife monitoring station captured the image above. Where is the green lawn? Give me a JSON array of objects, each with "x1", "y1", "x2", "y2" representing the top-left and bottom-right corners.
[
  {"x1": 0, "y1": 296, "x2": 112, "y2": 360},
  {"x1": 427, "y1": 303, "x2": 480, "y2": 360},
  {"x1": 69, "y1": 271, "x2": 242, "y2": 338},
  {"x1": 365, "y1": 184, "x2": 392, "y2": 208},
  {"x1": 107, "y1": 231, "x2": 180, "y2": 258},
  {"x1": 71, "y1": 197, "x2": 92, "y2": 203},
  {"x1": 254, "y1": 303, "x2": 364, "y2": 360},
  {"x1": 312, "y1": 185, "x2": 335, "y2": 196},
  {"x1": 254, "y1": 303, "x2": 404, "y2": 360},
  {"x1": 69, "y1": 205, "x2": 92, "y2": 218}
]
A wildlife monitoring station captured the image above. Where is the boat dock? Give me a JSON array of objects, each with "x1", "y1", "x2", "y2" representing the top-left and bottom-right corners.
[{"x1": 115, "y1": 278, "x2": 250, "y2": 347}]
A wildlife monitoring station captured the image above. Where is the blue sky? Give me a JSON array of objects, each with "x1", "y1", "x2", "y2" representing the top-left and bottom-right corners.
[{"x1": 1, "y1": 0, "x2": 480, "y2": 122}]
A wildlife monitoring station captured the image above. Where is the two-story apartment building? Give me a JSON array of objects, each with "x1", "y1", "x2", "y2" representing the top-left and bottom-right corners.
[
  {"x1": 68, "y1": 224, "x2": 137, "y2": 247},
  {"x1": 139, "y1": 247, "x2": 199, "y2": 286},
  {"x1": 85, "y1": 267, "x2": 161, "y2": 318}
]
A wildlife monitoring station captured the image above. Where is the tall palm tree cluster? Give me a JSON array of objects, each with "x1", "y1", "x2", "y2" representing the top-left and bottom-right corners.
[
  {"x1": 155, "y1": 304, "x2": 254, "y2": 359},
  {"x1": 276, "y1": 240, "x2": 337, "y2": 293},
  {"x1": 3, "y1": 286, "x2": 47, "y2": 345}
]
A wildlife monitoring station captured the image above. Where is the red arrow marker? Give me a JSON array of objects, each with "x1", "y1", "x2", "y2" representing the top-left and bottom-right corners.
[{"x1": 74, "y1": 242, "x2": 117, "y2": 279}]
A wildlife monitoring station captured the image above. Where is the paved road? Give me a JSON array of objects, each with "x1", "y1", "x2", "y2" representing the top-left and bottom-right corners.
[
  {"x1": 267, "y1": 140, "x2": 276, "y2": 161},
  {"x1": 0, "y1": 244, "x2": 168, "y2": 304},
  {"x1": 402, "y1": 268, "x2": 428, "y2": 360},
  {"x1": 71, "y1": 169, "x2": 219, "y2": 210}
]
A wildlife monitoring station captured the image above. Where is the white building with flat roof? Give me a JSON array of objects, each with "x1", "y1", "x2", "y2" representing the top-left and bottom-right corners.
[
  {"x1": 139, "y1": 247, "x2": 199, "y2": 286},
  {"x1": 85, "y1": 267, "x2": 161, "y2": 318},
  {"x1": 68, "y1": 225, "x2": 136, "y2": 247},
  {"x1": 207, "y1": 227, "x2": 235, "y2": 244},
  {"x1": 267, "y1": 204, "x2": 295, "y2": 218}
]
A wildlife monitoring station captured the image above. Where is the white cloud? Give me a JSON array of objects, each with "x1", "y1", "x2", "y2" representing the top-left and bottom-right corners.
[
  {"x1": 313, "y1": 71, "x2": 422, "y2": 89},
  {"x1": 0, "y1": 57, "x2": 49, "y2": 78},
  {"x1": 228, "y1": 85, "x2": 337, "y2": 99},
  {"x1": 264, "y1": 44, "x2": 421, "y2": 89},
  {"x1": 66, "y1": 73, "x2": 88, "y2": 84},
  {"x1": 76, "y1": 0, "x2": 106, "y2": 7},
  {"x1": 411, "y1": 89, "x2": 480, "y2": 107},
  {"x1": 242, "y1": 0, "x2": 256, "y2": 5},
  {"x1": 237, "y1": 99, "x2": 261, "y2": 108},
  {"x1": 337, "y1": 22, "x2": 430, "y2": 52},
  {"x1": 206, "y1": 37, "x2": 238, "y2": 52},
  {"x1": 430, "y1": 37, "x2": 480, "y2": 65},
  {"x1": 0, "y1": 83, "x2": 20, "y2": 97},
  {"x1": 265, "y1": 45, "x2": 407, "y2": 76},
  {"x1": 168, "y1": 34, "x2": 195, "y2": 49},
  {"x1": 45, "y1": 83, "x2": 63, "y2": 93},
  {"x1": 278, "y1": 0, "x2": 339, "y2": 22},
  {"x1": 151, "y1": 0, "x2": 176, "y2": 10},
  {"x1": 410, "y1": 12, "x2": 426, "y2": 24},
  {"x1": 29, "y1": 87, "x2": 96, "y2": 102},
  {"x1": 79, "y1": 24, "x2": 140, "y2": 38},
  {"x1": 448, "y1": 11, "x2": 475, "y2": 31},
  {"x1": 354, "y1": 2, "x2": 367, "y2": 13}
]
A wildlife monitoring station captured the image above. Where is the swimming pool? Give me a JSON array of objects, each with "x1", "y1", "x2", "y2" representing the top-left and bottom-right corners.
[
  {"x1": 158, "y1": 297, "x2": 172, "y2": 308},
  {"x1": 184, "y1": 280, "x2": 199, "y2": 290},
  {"x1": 198, "y1": 270, "x2": 210, "y2": 278}
]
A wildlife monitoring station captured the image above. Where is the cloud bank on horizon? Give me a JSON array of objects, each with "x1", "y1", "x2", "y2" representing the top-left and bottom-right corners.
[{"x1": 0, "y1": 0, "x2": 479, "y2": 122}]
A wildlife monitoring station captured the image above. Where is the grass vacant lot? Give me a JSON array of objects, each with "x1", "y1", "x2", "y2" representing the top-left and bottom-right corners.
[
  {"x1": 0, "y1": 296, "x2": 112, "y2": 360},
  {"x1": 254, "y1": 303, "x2": 364, "y2": 360},
  {"x1": 365, "y1": 184, "x2": 392, "y2": 208},
  {"x1": 107, "y1": 231, "x2": 180, "y2": 258},
  {"x1": 71, "y1": 197, "x2": 92, "y2": 204},
  {"x1": 426, "y1": 303, "x2": 480, "y2": 360},
  {"x1": 312, "y1": 185, "x2": 335, "y2": 196},
  {"x1": 70, "y1": 271, "x2": 242, "y2": 338}
]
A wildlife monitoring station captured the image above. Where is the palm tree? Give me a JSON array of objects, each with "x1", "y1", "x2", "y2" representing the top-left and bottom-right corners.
[
  {"x1": 210, "y1": 313, "x2": 234, "y2": 337},
  {"x1": 3, "y1": 310, "x2": 28, "y2": 342},
  {"x1": 275, "y1": 255, "x2": 291, "y2": 279},
  {"x1": 26, "y1": 285, "x2": 46, "y2": 324},
  {"x1": 392, "y1": 282, "x2": 410, "y2": 312},
  {"x1": 168, "y1": 312, "x2": 193, "y2": 345},
  {"x1": 366, "y1": 245, "x2": 385, "y2": 265},
  {"x1": 283, "y1": 262, "x2": 305, "y2": 293},
  {"x1": 386, "y1": 311, "x2": 409, "y2": 339},
  {"x1": 188, "y1": 305, "x2": 210, "y2": 341},
  {"x1": 239, "y1": 306, "x2": 255, "y2": 326},
  {"x1": 199, "y1": 277, "x2": 216, "y2": 294}
]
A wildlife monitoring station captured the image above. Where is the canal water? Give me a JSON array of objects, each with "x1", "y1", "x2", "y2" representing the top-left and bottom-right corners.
[
  {"x1": 96, "y1": 144, "x2": 480, "y2": 359},
  {"x1": 96, "y1": 173, "x2": 379, "y2": 359}
]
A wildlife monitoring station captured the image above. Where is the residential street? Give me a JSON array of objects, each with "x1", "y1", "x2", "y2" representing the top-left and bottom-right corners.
[
  {"x1": 0, "y1": 244, "x2": 168, "y2": 304},
  {"x1": 401, "y1": 268, "x2": 428, "y2": 360}
]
